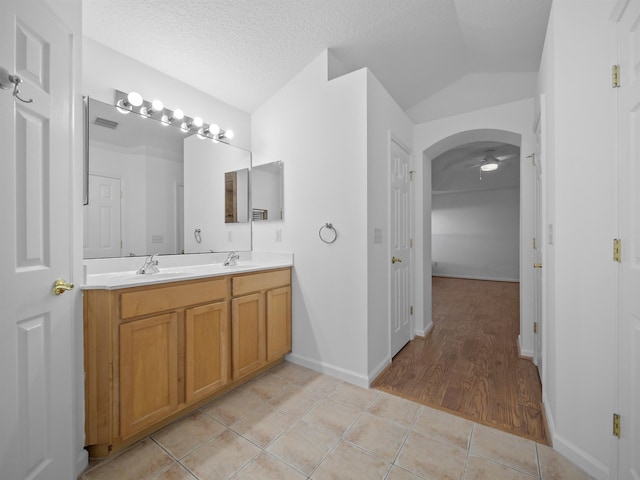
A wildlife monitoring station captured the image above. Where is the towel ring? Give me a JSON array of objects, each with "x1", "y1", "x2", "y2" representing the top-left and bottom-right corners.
[{"x1": 319, "y1": 223, "x2": 337, "y2": 244}]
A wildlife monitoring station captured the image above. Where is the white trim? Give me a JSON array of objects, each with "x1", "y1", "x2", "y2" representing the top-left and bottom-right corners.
[
  {"x1": 415, "y1": 320, "x2": 433, "y2": 338},
  {"x1": 518, "y1": 334, "x2": 534, "y2": 358},
  {"x1": 542, "y1": 394, "x2": 609, "y2": 480},
  {"x1": 368, "y1": 357, "x2": 391, "y2": 387},
  {"x1": 285, "y1": 353, "x2": 369, "y2": 388},
  {"x1": 432, "y1": 273, "x2": 519, "y2": 283}
]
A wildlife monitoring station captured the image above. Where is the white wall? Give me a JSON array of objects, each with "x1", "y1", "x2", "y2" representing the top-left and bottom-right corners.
[
  {"x1": 183, "y1": 137, "x2": 251, "y2": 253},
  {"x1": 365, "y1": 70, "x2": 414, "y2": 380},
  {"x1": 83, "y1": 37, "x2": 251, "y2": 151},
  {"x1": 252, "y1": 51, "x2": 371, "y2": 385},
  {"x1": 537, "y1": 1, "x2": 618, "y2": 477},
  {"x1": 432, "y1": 188, "x2": 520, "y2": 281},
  {"x1": 413, "y1": 99, "x2": 536, "y2": 356},
  {"x1": 89, "y1": 141, "x2": 183, "y2": 256}
]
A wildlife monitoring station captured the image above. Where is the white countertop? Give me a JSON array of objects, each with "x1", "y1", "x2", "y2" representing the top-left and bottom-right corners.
[{"x1": 82, "y1": 252, "x2": 293, "y2": 290}]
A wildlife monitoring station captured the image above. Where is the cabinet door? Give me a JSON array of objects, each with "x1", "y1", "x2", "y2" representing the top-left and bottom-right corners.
[
  {"x1": 266, "y1": 286, "x2": 292, "y2": 362},
  {"x1": 231, "y1": 293, "x2": 266, "y2": 380},
  {"x1": 185, "y1": 301, "x2": 230, "y2": 403},
  {"x1": 120, "y1": 313, "x2": 178, "y2": 438}
]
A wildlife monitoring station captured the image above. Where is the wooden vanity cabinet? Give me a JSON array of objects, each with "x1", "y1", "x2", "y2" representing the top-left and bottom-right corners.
[
  {"x1": 84, "y1": 267, "x2": 291, "y2": 458},
  {"x1": 231, "y1": 269, "x2": 292, "y2": 380}
]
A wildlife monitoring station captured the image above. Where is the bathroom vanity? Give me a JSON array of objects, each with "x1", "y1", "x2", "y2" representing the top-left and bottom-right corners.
[{"x1": 82, "y1": 262, "x2": 291, "y2": 458}]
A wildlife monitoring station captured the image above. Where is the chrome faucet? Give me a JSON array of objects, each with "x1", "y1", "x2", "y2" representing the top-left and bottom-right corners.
[
  {"x1": 223, "y1": 251, "x2": 240, "y2": 266},
  {"x1": 136, "y1": 253, "x2": 160, "y2": 274}
]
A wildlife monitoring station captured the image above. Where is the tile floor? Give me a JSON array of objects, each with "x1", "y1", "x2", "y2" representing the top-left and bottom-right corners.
[{"x1": 80, "y1": 362, "x2": 593, "y2": 480}]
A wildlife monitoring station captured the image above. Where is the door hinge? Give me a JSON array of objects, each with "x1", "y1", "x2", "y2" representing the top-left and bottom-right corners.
[
  {"x1": 613, "y1": 65, "x2": 621, "y2": 88},
  {"x1": 410, "y1": 306, "x2": 414, "y2": 315},
  {"x1": 613, "y1": 238, "x2": 621, "y2": 263},
  {"x1": 410, "y1": 238, "x2": 413, "y2": 248},
  {"x1": 613, "y1": 413, "x2": 621, "y2": 437},
  {"x1": 409, "y1": 170, "x2": 415, "y2": 181},
  {"x1": 533, "y1": 237, "x2": 537, "y2": 250},
  {"x1": 534, "y1": 322, "x2": 538, "y2": 334}
]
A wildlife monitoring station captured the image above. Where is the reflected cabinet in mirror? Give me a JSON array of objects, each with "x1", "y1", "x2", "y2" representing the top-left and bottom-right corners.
[
  {"x1": 252, "y1": 161, "x2": 284, "y2": 221},
  {"x1": 84, "y1": 97, "x2": 251, "y2": 259}
]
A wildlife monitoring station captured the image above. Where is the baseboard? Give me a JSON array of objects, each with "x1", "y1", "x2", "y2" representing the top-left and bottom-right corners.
[
  {"x1": 285, "y1": 352, "x2": 369, "y2": 388},
  {"x1": 518, "y1": 334, "x2": 533, "y2": 358},
  {"x1": 551, "y1": 434, "x2": 609, "y2": 480},
  {"x1": 367, "y1": 357, "x2": 391, "y2": 387},
  {"x1": 415, "y1": 321, "x2": 433, "y2": 337},
  {"x1": 76, "y1": 448, "x2": 89, "y2": 478},
  {"x1": 432, "y1": 273, "x2": 519, "y2": 283},
  {"x1": 543, "y1": 394, "x2": 609, "y2": 480}
]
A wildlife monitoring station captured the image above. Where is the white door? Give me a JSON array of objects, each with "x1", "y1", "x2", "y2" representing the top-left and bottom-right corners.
[
  {"x1": 390, "y1": 139, "x2": 412, "y2": 357},
  {"x1": 617, "y1": 2, "x2": 640, "y2": 478},
  {"x1": 84, "y1": 175, "x2": 122, "y2": 258},
  {"x1": 0, "y1": 1, "x2": 76, "y2": 479},
  {"x1": 533, "y1": 116, "x2": 543, "y2": 372}
]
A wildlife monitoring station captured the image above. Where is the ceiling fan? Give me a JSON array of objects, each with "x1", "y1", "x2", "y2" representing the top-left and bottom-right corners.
[{"x1": 464, "y1": 149, "x2": 518, "y2": 173}]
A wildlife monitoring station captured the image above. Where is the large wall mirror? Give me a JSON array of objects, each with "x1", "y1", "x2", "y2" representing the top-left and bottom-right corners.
[{"x1": 84, "y1": 97, "x2": 251, "y2": 259}]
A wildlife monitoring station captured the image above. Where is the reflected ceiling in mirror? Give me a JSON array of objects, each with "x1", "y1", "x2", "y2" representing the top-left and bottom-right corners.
[{"x1": 84, "y1": 96, "x2": 251, "y2": 259}]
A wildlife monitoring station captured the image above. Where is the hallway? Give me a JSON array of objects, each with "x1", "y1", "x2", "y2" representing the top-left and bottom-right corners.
[{"x1": 374, "y1": 277, "x2": 549, "y2": 444}]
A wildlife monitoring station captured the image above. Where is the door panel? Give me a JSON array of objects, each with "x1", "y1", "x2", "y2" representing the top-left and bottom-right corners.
[
  {"x1": 84, "y1": 175, "x2": 122, "y2": 258},
  {"x1": 617, "y1": 2, "x2": 640, "y2": 478},
  {"x1": 185, "y1": 302, "x2": 230, "y2": 403},
  {"x1": 0, "y1": 1, "x2": 75, "y2": 479},
  {"x1": 390, "y1": 139, "x2": 412, "y2": 357},
  {"x1": 120, "y1": 313, "x2": 179, "y2": 438}
]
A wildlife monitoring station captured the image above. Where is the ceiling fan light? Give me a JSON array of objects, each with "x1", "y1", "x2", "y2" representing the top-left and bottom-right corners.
[{"x1": 480, "y1": 162, "x2": 498, "y2": 172}]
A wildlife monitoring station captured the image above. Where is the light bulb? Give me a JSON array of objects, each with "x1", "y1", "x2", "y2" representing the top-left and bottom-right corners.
[
  {"x1": 127, "y1": 91, "x2": 143, "y2": 107},
  {"x1": 207, "y1": 123, "x2": 220, "y2": 135},
  {"x1": 151, "y1": 99, "x2": 163, "y2": 112},
  {"x1": 192, "y1": 116, "x2": 203, "y2": 128},
  {"x1": 224, "y1": 130, "x2": 234, "y2": 139},
  {"x1": 172, "y1": 109, "x2": 184, "y2": 121}
]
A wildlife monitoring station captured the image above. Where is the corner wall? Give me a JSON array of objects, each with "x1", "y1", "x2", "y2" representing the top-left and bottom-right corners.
[
  {"x1": 365, "y1": 70, "x2": 414, "y2": 381},
  {"x1": 251, "y1": 51, "x2": 371, "y2": 385}
]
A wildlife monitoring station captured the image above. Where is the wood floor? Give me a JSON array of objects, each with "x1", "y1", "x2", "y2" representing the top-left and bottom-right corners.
[{"x1": 373, "y1": 276, "x2": 550, "y2": 445}]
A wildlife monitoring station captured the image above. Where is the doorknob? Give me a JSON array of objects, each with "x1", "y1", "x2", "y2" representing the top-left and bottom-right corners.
[
  {"x1": 52, "y1": 279, "x2": 74, "y2": 295},
  {"x1": 533, "y1": 263, "x2": 543, "y2": 269},
  {"x1": 392, "y1": 256, "x2": 402, "y2": 264}
]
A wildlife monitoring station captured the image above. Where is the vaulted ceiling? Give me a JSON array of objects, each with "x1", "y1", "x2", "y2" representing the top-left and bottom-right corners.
[{"x1": 83, "y1": 0, "x2": 552, "y2": 122}]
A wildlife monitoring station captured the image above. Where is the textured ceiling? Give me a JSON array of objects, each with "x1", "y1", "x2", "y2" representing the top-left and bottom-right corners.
[{"x1": 82, "y1": 0, "x2": 551, "y2": 115}]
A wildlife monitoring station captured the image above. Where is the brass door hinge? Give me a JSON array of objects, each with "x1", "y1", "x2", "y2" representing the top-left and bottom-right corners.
[
  {"x1": 410, "y1": 306, "x2": 414, "y2": 315},
  {"x1": 613, "y1": 65, "x2": 621, "y2": 88},
  {"x1": 533, "y1": 237, "x2": 537, "y2": 250},
  {"x1": 410, "y1": 238, "x2": 413, "y2": 248},
  {"x1": 613, "y1": 413, "x2": 621, "y2": 437},
  {"x1": 534, "y1": 322, "x2": 538, "y2": 334},
  {"x1": 409, "y1": 170, "x2": 415, "y2": 181},
  {"x1": 614, "y1": 238, "x2": 622, "y2": 263}
]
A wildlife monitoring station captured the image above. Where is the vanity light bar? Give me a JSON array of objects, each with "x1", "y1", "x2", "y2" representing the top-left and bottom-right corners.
[{"x1": 114, "y1": 90, "x2": 234, "y2": 143}]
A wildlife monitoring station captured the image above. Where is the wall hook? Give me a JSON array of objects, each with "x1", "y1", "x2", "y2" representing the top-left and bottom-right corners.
[{"x1": 0, "y1": 66, "x2": 34, "y2": 104}]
